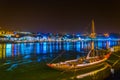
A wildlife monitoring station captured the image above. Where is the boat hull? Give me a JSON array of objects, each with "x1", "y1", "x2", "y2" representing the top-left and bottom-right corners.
[{"x1": 47, "y1": 53, "x2": 111, "y2": 71}]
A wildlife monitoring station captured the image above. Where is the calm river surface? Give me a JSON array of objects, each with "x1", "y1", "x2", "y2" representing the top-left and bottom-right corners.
[
  {"x1": 0, "y1": 40, "x2": 119, "y2": 80},
  {"x1": 0, "y1": 41, "x2": 118, "y2": 62}
]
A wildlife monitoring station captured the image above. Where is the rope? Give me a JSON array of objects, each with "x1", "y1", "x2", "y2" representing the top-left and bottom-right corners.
[
  {"x1": 49, "y1": 51, "x2": 65, "y2": 64},
  {"x1": 86, "y1": 49, "x2": 92, "y2": 59}
]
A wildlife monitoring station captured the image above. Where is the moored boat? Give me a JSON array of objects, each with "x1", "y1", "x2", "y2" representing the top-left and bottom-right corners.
[{"x1": 46, "y1": 52, "x2": 111, "y2": 71}]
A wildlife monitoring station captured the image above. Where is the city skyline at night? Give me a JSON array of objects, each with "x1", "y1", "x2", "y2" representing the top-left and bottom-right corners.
[{"x1": 0, "y1": 0, "x2": 120, "y2": 33}]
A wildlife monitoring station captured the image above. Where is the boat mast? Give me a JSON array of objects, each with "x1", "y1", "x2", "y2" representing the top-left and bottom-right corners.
[
  {"x1": 86, "y1": 19, "x2": 96, "y2": 59},
  {"x1": 90, "y1": 19, "x2": 96, "y2": 50}
]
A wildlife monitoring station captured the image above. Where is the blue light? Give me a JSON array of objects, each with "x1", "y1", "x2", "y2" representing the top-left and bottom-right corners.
[
  {"x1": 26, "y1": 43, "x2": 34, "y2": 54},
  {"x1": 43, "y1": 42, "x2": 47, "y2": 53},
  {"x1": 49, "y1": 42, "x2": 53, "y2": 53},
  {"x1": 13, "y1": 44, "x2": 17, "y2": 56},
  {"x1": 108, "y1": 38, "x2": 111, "y2": 40},
  {"x1": 36, "y1": 43, "x2": 40, "y2": 54},
  {"x1": 21, "y1": 43, "x2": 25, "y2": 55},
  {"x1": 98, "y1": 41, "x2": 102, "y2": 48},
  {"x1": 6, "y1": 44, "x2": 12, "y2": 57},
  {"x1": 55, "y1": 42, "x2": 59, "y2": 52},
  {"x1": 76, "y1": 42, "x2": 81, "y2": 52},
  {"x1": 59, "y1": 42, "x2": 62, "y2": 50},
  {"x1": 82, "y1": 41, "x2": 84, "y2": 48},
  {"x1": 66, "y1": 42, "x2": 69, "y2": 51}
]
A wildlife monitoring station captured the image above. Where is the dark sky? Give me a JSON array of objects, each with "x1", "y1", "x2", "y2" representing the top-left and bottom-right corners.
[{"x1": 0, "y1": 0, "x2": 120, "y2": 33}]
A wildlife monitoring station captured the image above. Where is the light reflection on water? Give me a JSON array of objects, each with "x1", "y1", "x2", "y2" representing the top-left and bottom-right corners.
[{"x1": 0, "y1": 40, "x2": 119, "y2": 64}]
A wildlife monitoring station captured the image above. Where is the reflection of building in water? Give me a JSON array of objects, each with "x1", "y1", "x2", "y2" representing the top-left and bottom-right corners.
[
  {"x1": 0, "y1": 44, "x2": 6, "y2": 59},
  {"x1": 0, "y1": 45, "x2": 2, "y2": 59},
  {"x1": 36, "y1": 43, "x2": 40, "y2": 54},
  {"x1": 0, "y1": 41, "x2": 119, "y2": 61},
  {"x1": 6, "y1": 44, "x2": 12, "y2": 57},
  {"x1": 43, "y1": 42, "x2": 47, "y2": 53},
  {"x1": 76, "y1": 41, "x2": 81, "y2": 52}
]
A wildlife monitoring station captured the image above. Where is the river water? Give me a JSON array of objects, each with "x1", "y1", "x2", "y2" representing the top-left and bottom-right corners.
[
  {"x1": 0, "y1": 40, "x2": 119, "y2": 80},
  {"x1": 0, "y1": 40, "x2": 119, "y2": 62}
]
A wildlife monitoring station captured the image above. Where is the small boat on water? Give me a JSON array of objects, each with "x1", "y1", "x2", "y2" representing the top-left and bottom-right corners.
[{"x1": 46, "y1": 50, "x2": 111, "y2": 71}]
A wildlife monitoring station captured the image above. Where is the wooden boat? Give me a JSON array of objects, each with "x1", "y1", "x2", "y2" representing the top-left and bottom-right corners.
[{"x1": 46, "y1": 51, "x2": 111, "y2": 71}]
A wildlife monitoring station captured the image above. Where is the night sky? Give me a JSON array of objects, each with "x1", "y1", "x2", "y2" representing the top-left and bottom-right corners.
[{"x1": 0, "y1": 0, "x2": 120, "y2": 33}]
